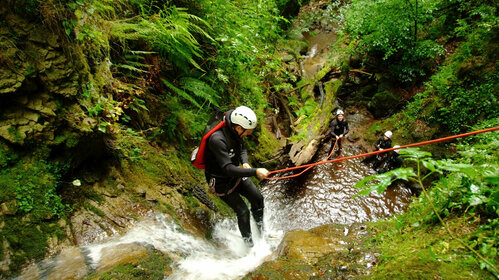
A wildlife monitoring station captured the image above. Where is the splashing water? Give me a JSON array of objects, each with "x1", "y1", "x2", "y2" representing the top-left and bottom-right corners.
[
  {"x1": 81, "y1": 211, "x2": 284, "y2": 280},
  {"x1": 166, "y1": 212, "x2": 284, "y2": 279}
]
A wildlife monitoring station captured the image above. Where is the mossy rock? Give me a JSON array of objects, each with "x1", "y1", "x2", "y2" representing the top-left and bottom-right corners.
[
  {"x1": 358, "y1": 83, "x2": 377, "y2": 98},
  {"x1": 84, "y1": 245, "x2": 173, "y2": 280},
  {"x1": 368, "y1": 91, "x2": 400, "y2": 118}
]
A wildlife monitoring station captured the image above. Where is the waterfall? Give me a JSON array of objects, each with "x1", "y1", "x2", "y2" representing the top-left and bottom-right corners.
[{"x1": 83, "y1": 208, "x2": 284, "y2": 280}]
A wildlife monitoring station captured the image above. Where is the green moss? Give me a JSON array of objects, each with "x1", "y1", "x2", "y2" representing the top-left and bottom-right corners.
[
  {"x1": 84, "y1": 247, "x2": 173, "y2": 280},
  {"x1": 1, "y1": 217, "x2": 65, "y2": 278},
  {"x1": 243, "y1": 259, "x2": 314, "y2": 280},
  {"x1": 183, "y1": 194, "x2": 199, "y2": 209},
  {"x1": 0, "y1": 141, "x2": 19, "y2": 169},
  {"x1": 0, "y1": 228, "x2": 4, "y2": 262},
  {"x1": 84, "y1": 202, "x2": 106, "y2": 218},
  {"x1": 250, "y1": 125, "x2": 281, "y2": 167}
]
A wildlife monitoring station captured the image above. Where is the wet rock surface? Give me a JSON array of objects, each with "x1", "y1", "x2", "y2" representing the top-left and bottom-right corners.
[{"x1": 244, "y1": 224, "x2": 376, "y2": 279}]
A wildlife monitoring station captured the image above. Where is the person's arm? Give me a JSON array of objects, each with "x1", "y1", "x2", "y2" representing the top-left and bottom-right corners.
[
  {"x1": 375, "y1": 138, "x2": 382, "y2": 150},
  {"x1": 343, "y1": 120, "x2": 349, "y2": 136},
  {"x1": 330, "y1": 119, "x2": 338, "y2": 138},
  {"x1": 240, "y1": 146, "x2": 249, "y2": 164},
  {"x1": 223, "y1": 164, "x2": 257, "y2": 177}
]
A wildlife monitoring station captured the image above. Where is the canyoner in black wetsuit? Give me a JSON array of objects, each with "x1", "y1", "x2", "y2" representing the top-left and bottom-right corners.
[
  {"x1": 328, "y1": 109, "x2": 349, "y2": 156},
  {"x1": 375, "y1": 145, "x2": 403, "y2": 174},
  {"x1": 204, "y1": 106, "x2": 269, "y2": 247},
  {"x1": 362, "y1": 130, "x2": 393, "y2": 169}
]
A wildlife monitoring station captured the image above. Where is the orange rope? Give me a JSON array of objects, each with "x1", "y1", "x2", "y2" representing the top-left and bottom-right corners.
[
  {"x1": 268, "y1": 139, "x2": 339, "y2": 180},
  {"x1": 265, "y1": 126, "x2": 499, "y2": 180}
]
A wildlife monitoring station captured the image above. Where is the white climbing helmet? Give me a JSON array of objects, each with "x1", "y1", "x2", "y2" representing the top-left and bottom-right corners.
[
  {"x1": 384, "y1": 131, "x2": 393, "y2": 138},
  {"x1": 231, "y1": 106, "x2": 257, "y2": 129},
  {"x1": 336, "y1": 109, "x2": 344, "y2": 116},
  {"x1": 393, "y1": 145, "x2": 401, "y2": 153}
]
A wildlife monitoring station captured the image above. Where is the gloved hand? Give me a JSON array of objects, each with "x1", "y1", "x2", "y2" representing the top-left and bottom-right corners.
[{"x1": 256, "y1": 168, "x2": 270, "y2": 180}]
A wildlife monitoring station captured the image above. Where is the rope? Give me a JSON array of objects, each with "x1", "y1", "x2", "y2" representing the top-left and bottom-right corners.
[
  {"x1": 265, "y1": 126, "x2": 499, "y2": 180},
  {"x1": 269, "y1": 139, "x2": 339, "y2": 180}
]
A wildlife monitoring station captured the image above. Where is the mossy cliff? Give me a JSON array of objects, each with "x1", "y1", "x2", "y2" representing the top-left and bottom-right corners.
[{"x1": 0, "y1": 2, "x2": 231, "y2": 277}]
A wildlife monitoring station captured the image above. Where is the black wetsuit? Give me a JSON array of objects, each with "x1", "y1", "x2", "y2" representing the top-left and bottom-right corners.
[
  {"x1": 374, "y1": 137, "x2": 392, "y2": 150},
  {"x1": 376, "y1": 151, "x2": 403, "y2": 173},
  {"x1": 363, "y1": 136, "x2": 392, "y2": 166},
  {"x1": 204, "y1": 110, "x2": 264, "y2": 243},
  {"x1": 329, "y1": 118, "x2": 349, "y2": 154}
]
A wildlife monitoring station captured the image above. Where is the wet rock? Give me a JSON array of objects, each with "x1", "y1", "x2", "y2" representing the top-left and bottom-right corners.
[
  {"x1": 0, "y1": 200, "x2": 18, "y2": 216},
  {"x1": 245, "y1": 224, "x2": 376, "y2": 279},
  {"x1": 0, "y1": 240, "x2": 11, "y2": 275},
  {"x1": 146, "y1": 195, "x2": 158, "y2": 203},
  {"x1": 29, "y1": 26, "x2": 59, "y2": 48},
  {"x1": 46, "y1": 247, "x2": 88, "y2": 280},
  {"x1": 281, "y1": 53, "x2": 295, "y2": 63},
  {"x1": 347, "y1": 131, "x2": 361, "y2": 142},
  {"x1": 277, "y1": 229, "x2": 339, "y2": 264},
  {"x1": 18, "y1": 263, "x2": 40, "y2": 280},
  {"x1": 96, "y1": 243, "x2": 148, "y2": 273},
  {"x1": 71, "y1": 210, "x2": 110, "y2": 245}
]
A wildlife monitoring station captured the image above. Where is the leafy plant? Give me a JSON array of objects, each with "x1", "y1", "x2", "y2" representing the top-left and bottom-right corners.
[
  {"x1": 355, "y1": 145, "x2": 499, "y2": 275},
  {"x1": 111, "y1": 5, "x2": 213, "y2": 73},
  {"x1": 340, "y1": 0, "x2": 444, "y2": 82}
]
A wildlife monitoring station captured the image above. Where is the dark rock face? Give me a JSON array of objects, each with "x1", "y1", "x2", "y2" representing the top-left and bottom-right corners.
[{"x1": 368, "y1": 90, "x2": 400, "y2": 118}]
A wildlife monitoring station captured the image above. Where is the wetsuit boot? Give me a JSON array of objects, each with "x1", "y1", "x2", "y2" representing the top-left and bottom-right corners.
[{"x1": 243, "y1": 236, "x2": 254, "y2": 247}]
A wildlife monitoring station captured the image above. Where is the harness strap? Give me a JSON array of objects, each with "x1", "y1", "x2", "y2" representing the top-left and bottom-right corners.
[{"x1": 209, "y1": 177, "x2": 242, "y2": 197}]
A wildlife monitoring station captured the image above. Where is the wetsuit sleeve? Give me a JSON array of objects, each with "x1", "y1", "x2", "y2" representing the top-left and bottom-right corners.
[
  {"x1": 240, "y1": 146, "x2": 249, "y2": 164},
  {"x1": 343, "y1": 120, "x2": 349, "y2": 136},
  {"x1": 330, "y1": 119, "x2": 338, "y2": 137},
  {"x1": 223, "y1": 164, "x2": 257, "y2": 177},
  {"x1": 375, "y1": 137, "x2": 383, "y2": 150}
]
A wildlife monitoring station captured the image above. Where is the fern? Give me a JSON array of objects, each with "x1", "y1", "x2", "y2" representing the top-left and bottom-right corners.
[
  {"x1": 110, "y1": 5, "x2": 213, "y2": 73},
  {"x1": 116, "y1": 64, "x2": 148, "y2": 73},
  {"x1": 162, "y1": 79, "x2": 202, "y2": 109},
  {"x1": 179, "y1": 77, "x2": 220, "y2": 107}
]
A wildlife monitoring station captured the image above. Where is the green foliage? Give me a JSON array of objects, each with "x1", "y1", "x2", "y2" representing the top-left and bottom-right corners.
[
  {"x1": 295, "y1": 1, "x2": 341, "y2": 33},
  {"x1": 162, "y1": 78, "x2": 220, "y2": 109},
  {"x1": 344, "y1": 0, "x2": 437, "y2": 59},
  {"x1": 111, "y1": 5, "x2": 212, "y2": 73},
  {"x1": 193, "y1": 0, "x2": 286, "y2": 108},
  {"x1": 355, "y1": 130, "x2": 499, "y2": 275},
  {"x1": 354, "y1": 167, "x2": 416, "y2": 197},
  {"x1": 1, "y1": 157, "x2": 72, "y2": 219},
  {"x1": 296, "y1": 99, "x2": 317, "y2": 118},
  {"x1": 341, "y1": 0, "x2": 444, "y2": 82},
  {"x1": 391, "y1": 1, "x2": 498, "y2": 132}
]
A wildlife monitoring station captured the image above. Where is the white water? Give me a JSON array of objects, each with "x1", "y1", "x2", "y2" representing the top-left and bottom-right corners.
[{"x1": 82, "y1": 207, "x2": 284, "y2": 280}]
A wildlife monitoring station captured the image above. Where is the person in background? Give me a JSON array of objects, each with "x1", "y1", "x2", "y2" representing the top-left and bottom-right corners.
[
  {"x1": 363, "y1": 130, "x2": 393, "y2": 169},
  {"x1": 204, "y1": 106, "x2": 269, "y2": 247},
  {"x1": 328, "y1": 109, "x2": 349, "y2": 156},
  {"x1": 375, "y1": 145, "x2": 403, "y2": 173}
]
